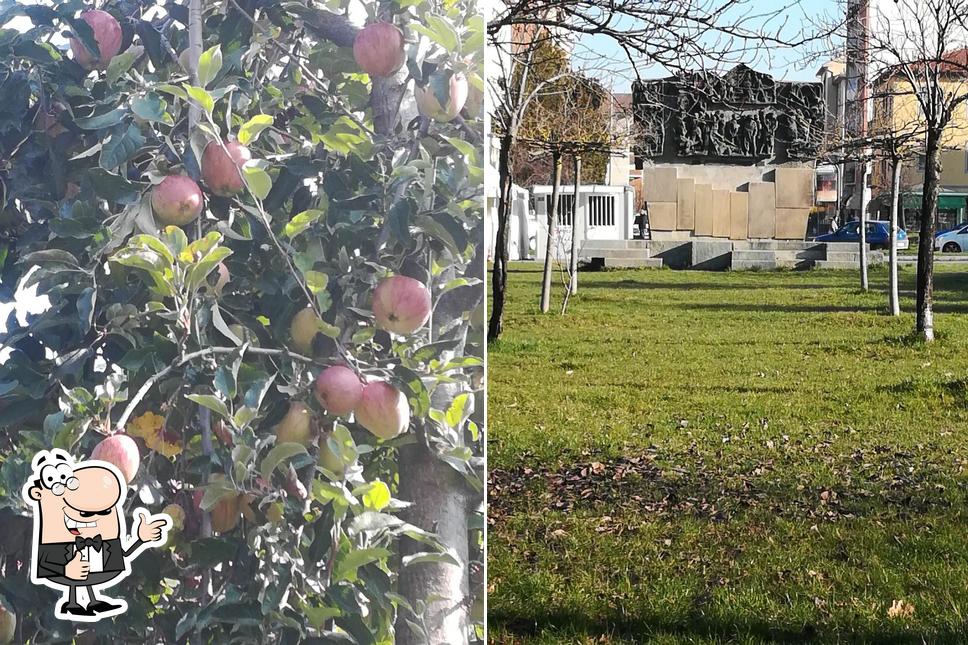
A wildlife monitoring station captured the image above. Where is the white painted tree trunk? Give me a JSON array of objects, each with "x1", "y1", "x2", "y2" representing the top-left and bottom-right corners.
[
  {"x1": 567, "y1": 155, "x2": 582, "y2": 300},
  {"x1": 889, "y1": 157, "x2": 901, "y2": 316},
  {"x1": 540, "y1": 152, "x2": 562, "y2": 313},
  {"x1": 859, "y1": 162, "x2": 869, "y2": 291}
]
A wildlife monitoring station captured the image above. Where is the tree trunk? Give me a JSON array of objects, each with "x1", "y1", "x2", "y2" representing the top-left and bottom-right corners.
[
  {"x1": 540, "y1": 151, "x2": 562, "y2": 313},
  {"x1": 859, "y1": 161, "x2": 869, "y2": 291},
  {"x1": 562, "y1": 154, "x2": 581, "y2": 313},
  {"x1": 397, "y1": 444, "x2": 470, "y2": 644},
  {"x1": 917, "y1": 128, "x2": 941, "y2": 341},
  {"x1": 889, "y1": 156, "x2": 901, "y2": 316},
  {"x1": 186, "y1": 0, "x2": 203, "y2": 131},
  {"x1": 396, "y1": 238, "x2": 483, "y2": 645},
  {"x1": 488, "y1": 133, "x2": 514, "y2": 341}
]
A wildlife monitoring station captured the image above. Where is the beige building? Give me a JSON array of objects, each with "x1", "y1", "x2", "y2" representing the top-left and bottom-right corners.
[{"x1": 867, "y1": 50, "x2": 968, "y2": 230}]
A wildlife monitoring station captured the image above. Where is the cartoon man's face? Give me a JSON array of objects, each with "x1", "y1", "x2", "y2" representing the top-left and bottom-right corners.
[{"x1": 28, "y1": 464, "x2": 122, "y2": 543}]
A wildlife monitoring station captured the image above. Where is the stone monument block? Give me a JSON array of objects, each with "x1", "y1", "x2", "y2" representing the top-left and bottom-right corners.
[
  {"x1": 677, "y1": 178, "x2": 696, "y2": 231},
  {"x1": 643, "y1": 167, "x2": 679, "y2": 203},
  {"x1": 775, "y1": 167, "x2": 814, "y2": 209},
  {"x1": 712, "y1": 189, "x2": 730, "y2": 237},
  {"x1": 775, "y1": 207, "x2": 809, "y2": 239},
  {"x1": 694, "y1": 183, "x2": 713, "y2": 236},
  {"x1": 649, "y1": 202, "x2": 678, "y2": 231},
  {"x1": 729, "y1": 192, "x2": 749, "y2": 240},
  {"x1": 747, "y1": 182, "x2": 776, "y2": 238}
]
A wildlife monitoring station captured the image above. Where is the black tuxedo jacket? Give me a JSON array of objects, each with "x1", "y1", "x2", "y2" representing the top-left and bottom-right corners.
[{"x1": 35, "y1": 538, "x2": 143, "y2": 579}]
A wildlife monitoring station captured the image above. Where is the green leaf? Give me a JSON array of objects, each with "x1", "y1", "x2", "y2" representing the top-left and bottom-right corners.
[
  {"x1": 106, "y1": 46, "x2": 142, "y2": 85},
  {"x1": 260, "y1": 442, "x2": 308, "y2": 481},
  {"x1": 160, "y1": 226, "x2": 189, "y2": 257},
  {"x1": 132, "y1": 92, "x2": 172, "y2": 125},
  {"x1": 100, "y1": 123, "x2": 146, "y2": 169},
  {"x1": 199, "y1": 478, "x2": 237, "y2": 511},
  {"x1": 303, "y1": 604, "x2": 341, "y2": 630},
  {"x1": 333, "y1": 547, "x2": 392, "y2": 582},
  {"x1": 360, "y1": 481, "x2": 391, "y2": 511},
  {"x1": 284, "y1": 209, "x2": 325, "y2": 238},
  {"x1": 155, "y1": 83, "x2": 188, "y2": 100},
  {"x1": 130, "y1": 234, "x2": 176, "y2": 266},
  {"x1": 183, "y1": 84, "x2": 215, "y2": 114},
  {"x1": 187, "y1": 246, "x2": 232, "y2": 291},
  {"x1": 412, "y1": 15, "x2": 460, "y2": 53},
  {"x1": 315, "y1": 320, "x2": 341, "y2": 338},
  {"x1": 402, "y1": 551, "x2": 460, "y2": 568},
  {"x1": 186, "y1": 394, "x2": 230, "y2": 419},
  {"x1": 444, "y1": 135, "x2": 477, "y2": 159},
  {"x1": 304, "y1": 270, "x2": 328, "y2": 294},
  {"x1": 214, "y1": 365, "x2": 237, "y2": 400},
  {"x1": 242, "y1": 165, "x2": 272, "y2": 199},
  {"x1": 238, "y1": 114, "x2": 274, "y2": 145},
  {"x1": 445, "y1": 393, "x2": 472, "y2": 429},
  {"x1": 88, "y1": 168, "x2": 146, "y2": 204},
  {"x1": 321, "y1": 117, "x2": 372, "y2": 158},
  {"x1": 197, "y1": 45, "x2": 222, "y2": 87},
  {"x1": 74, "y1": 108, "x2": 127, "y2": 130}
]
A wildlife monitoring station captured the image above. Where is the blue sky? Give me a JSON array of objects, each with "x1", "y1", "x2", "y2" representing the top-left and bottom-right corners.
[{"x1": 580, "y1": 0, "x2": 842, "y2": 93}]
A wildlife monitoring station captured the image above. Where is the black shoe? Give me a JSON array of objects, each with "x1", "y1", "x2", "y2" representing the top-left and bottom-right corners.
[
  {"x1": 88, "y1": 600, "x2": 123, "y2": 613},
  {"x1": 60, "y1": 602, "x2": 94, "y2": 617}
]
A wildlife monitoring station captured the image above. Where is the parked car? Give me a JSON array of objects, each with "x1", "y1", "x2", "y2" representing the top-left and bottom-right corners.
[
  {"x1": 815, "y1": 220, "x2": 909, "y2": 250},
  {"x1": 934, "y1": 224, "x2": 968, "y2": 252}
]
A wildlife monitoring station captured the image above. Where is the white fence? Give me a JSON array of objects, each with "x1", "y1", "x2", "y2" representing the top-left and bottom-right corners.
[
  {"x1": 486, "y1": 184, "x2": 533, "y2": 261},
  {"x1": 486, "y1": 184, "x2": 636, "y2": 262}
]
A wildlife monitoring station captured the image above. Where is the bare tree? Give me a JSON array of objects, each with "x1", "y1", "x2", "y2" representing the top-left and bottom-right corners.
[
  {"x1": 486, "y1": 0, "x2": 833, "y2": 340},
  {"x1": 854, "y1": 0, "x2": 968, "y2": 340},
  {"x1": 487, "y1": 26, "x2": 571, "y2": 339}
]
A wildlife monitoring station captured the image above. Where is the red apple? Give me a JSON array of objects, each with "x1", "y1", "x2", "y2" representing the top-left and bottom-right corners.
[
  {"x1": 372, "y1": 275, "x2": 432, "y2": 335},
  {"x1": 415, "y1": 71, "x2": 469, "y2": 122},
  {"x1": 69, "y1": 10, "x2": 123, "y2": 71},
  {"x1": 91, "y1": 433, "x2": 140, "y2": 484},
  {"x1": 151, "y1": 175, "x2": 204, "y2": 226},
  {"x1": 315, "y1": 365, "x2": 363, "y2": 416},
  {"x1": 353, "y1": 23, "x2": 406, "y2": 77},
  {"x1": 201, "y1": 140, "x2": 251, "y2": 197},
  {"x1": 356, "y1": 381, "x2": 410, "y2": 440}
]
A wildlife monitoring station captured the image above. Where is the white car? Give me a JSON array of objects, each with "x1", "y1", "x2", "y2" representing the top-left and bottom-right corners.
[{"x1": 935, "y1": 224, "x2": 968, "y2": 252}]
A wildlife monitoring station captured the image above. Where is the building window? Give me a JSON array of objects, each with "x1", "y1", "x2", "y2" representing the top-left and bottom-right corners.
[
  {"x1": 587, "y1": 195, "x2": 616, "y2": 227},
  {"x1": 548, "y1": 194, "x2": 575, "y2": 226},
  {"x1": 918, "y1": 154, "x2": 925, "y2": 171},
  {"x1": 845, "y1": 167, "x2": 856, "y2": 185}
]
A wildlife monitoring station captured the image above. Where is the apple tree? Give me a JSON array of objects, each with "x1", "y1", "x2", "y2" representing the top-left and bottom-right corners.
[{"x1": 0, "y1": 0, "x2": 484, "y2": 642}]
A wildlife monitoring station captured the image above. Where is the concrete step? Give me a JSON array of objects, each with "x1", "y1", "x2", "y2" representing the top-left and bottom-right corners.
[
  {"x1": 824, "y1": 251, "x2": 887, "y2": 264},
  {"x1": 583, "y1": 248, "x2": 652, "y2": 259},
  {"x1": 823, "y1": 252, "x2": 862, "y2": 263},
  {"x1": 732, "y1": 259, "x2": 817, "y2": 270},
  {"x1": 744, "y1": 240, "x2": 828, "y2": 252},
  {"x1": 732, "y1": 248, "x2": 826, "y2": 262},
  {"x1": 603, "y1": 257, "x2": 664, "y2": 268},
  {"x1": 581, "y1": 239, "x2": 652, "y2": 250},
  {"x1": 813, "y1": 260, "x2": 866, "y2": 270}
]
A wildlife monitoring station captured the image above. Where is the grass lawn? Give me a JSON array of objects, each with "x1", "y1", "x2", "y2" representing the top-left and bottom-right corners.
[{"x1": 487, "y1": 263, "x2": 968, "y2": 644}]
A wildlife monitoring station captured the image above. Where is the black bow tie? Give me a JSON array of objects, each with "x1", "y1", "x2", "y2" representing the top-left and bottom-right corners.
[{"x1": 75, "y1": 536, "x2": 102, "y2": 552}]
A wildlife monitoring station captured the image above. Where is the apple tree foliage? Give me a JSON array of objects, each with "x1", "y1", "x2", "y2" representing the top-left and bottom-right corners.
[{"x1": 0, "y1": 0, "x2": 485, "y2": 642}]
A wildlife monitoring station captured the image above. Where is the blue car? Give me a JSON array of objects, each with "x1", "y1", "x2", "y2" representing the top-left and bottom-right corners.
[{"x1": 816, "y1": 220, "x2": 909, "y2": 250}]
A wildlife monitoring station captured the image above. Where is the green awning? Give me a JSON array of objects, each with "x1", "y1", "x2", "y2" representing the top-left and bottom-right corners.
[{"x1": 902, "y1": 194, "x2": 968, "y2": 210}]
